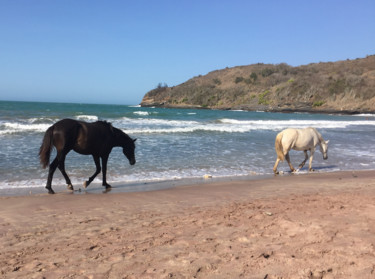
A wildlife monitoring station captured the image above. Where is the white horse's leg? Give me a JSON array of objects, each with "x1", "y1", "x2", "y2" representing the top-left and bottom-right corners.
[
  {"x1": 273, "y1": 158, "x2": 281, "y2": 174},
  {"x1": 308, "y1": 148, "x2": 315, "y2": 171},
  {"x1": 299, "y1": 150, "x2": 309, "y2": 169},
  {"x1": 285, "y1": 153, "x2": 296, "y2": 172}
]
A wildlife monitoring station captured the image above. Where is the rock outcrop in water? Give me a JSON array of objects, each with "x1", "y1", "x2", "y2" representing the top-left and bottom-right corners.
[{"x1": 140, "y1": 55, "x2": 375, "y2": 114}]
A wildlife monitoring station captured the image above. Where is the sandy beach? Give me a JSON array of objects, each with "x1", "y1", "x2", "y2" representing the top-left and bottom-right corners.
[{"x1": 1, "y1": 171, "x2": 375, "y2": 278}]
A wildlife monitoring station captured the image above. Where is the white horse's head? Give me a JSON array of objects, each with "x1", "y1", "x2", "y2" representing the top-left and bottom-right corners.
[{"x1": 320, "y1": 140, "x2": 329, "y2": 160}]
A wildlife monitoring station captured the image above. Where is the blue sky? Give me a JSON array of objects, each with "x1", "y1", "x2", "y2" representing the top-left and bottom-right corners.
[{"x1": 0, "y1": 0, "x2": 374, "y2": 105}]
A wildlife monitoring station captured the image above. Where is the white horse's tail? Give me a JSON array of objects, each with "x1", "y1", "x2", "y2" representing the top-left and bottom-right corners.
[{"x1": 275, "y1": 132, "x2": 285, "y2": 161}]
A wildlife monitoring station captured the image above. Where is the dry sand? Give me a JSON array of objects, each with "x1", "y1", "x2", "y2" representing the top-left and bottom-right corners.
[{"x1": 1, "y1": 171, "x2": 375, "y2": 278}]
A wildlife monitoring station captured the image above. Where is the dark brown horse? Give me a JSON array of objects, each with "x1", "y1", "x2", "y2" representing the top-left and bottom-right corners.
[{"x1": 39, "y1": 119, "x2": 136, "y2": 194}]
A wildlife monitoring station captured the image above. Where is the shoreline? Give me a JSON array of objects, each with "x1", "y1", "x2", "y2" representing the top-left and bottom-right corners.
[
  {"x1": 0, "y1": 172, "x2": 275, "y2": 197},
  {"x1": 0, "y1": 169, "x2": 373, "y2": 197},
  {"x1": 1, "y1": 168, "x2": 374, "y2": 197},
  {"x1": 1, "y1": 170, "x2": 375, "y2": 278}
]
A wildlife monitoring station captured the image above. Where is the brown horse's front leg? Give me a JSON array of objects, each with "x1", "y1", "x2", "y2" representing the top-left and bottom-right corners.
[
  {"x1": 84, "y1": 156, "x2": 101, "y2": 188},
  {"x1": 101, "y1": 156, "x2": 112, "y2": 189}
]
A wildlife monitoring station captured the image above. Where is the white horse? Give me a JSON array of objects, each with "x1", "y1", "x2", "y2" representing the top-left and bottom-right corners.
[{"x1": 273, "y1": 127, "x2": 329, "y2": 174}]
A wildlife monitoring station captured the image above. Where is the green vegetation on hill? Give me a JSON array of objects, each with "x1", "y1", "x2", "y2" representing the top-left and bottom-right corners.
[{"x1": 140, "y1": 55, "x2": 375, "y2": 113}]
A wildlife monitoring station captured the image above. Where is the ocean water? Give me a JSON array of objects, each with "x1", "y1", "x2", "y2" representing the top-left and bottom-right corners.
[{"x1": 1, "y1": 101, "x2": 375, "y2": 192}]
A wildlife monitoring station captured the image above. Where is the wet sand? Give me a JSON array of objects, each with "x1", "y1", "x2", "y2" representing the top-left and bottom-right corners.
[{"x1": 1, "y1": 170, "x2": 375, "y2": 278}]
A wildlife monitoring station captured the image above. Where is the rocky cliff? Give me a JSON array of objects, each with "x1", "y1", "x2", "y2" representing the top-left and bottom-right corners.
[{"x1": 140, "y1": 55, "x2": 375, "y2": 114}]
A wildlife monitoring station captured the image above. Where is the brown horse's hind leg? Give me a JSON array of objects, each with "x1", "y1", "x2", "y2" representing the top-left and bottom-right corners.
[
  {"x1": 58, "y1": 156, "x2": 74, "y2": 191},
  {"x1": 84, "y1": 156, "x2": 101, "y2": 188},
  {"x1": 285, "y1": 153, "x2": 296, "y2": 172},
  {"x1": 46, "y1": 157, "x2": 59, "y2": 194}
]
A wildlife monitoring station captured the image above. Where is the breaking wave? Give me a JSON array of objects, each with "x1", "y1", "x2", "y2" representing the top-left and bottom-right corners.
[
  {"x1": 119, "y1": 117, "x2": 375, "y2": 134},
  {"x1": 2, "y1": 116, "x2": 375, "y2": 135}
]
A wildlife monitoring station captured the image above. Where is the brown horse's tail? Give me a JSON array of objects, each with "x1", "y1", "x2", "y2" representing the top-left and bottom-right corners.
[
  {"x1": 275, "y1": 132, "x2": 285, "y2": 161},
  {"x1": 39, "y1": 125, "x2": 54, "y2": 169}
]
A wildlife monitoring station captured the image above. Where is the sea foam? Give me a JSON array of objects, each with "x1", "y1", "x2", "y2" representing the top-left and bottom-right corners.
[{"x1": 76, "y1": 115, "x2": 99, "y2": 121}]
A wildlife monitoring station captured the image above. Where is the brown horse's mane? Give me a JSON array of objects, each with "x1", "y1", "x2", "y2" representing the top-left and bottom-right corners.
[
  {"x1": 95, "y1": 120, "x2": 112, "y2": 126},
  {"x1": 94, "y1": 120, "x2": 114, "y2": 132}
]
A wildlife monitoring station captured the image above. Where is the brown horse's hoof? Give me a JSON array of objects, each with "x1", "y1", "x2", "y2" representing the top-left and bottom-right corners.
[
  {"x1": 83, "y1": 181, "x2": 88, "y2": 188},
  {"x1": 67, "y1": 184, "x2": 74, "y2": 191},
  {"x1": 47, "y1": 188, "x2": 55, "y2": 194}
]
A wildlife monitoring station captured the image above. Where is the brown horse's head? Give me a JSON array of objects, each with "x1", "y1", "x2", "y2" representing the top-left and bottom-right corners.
[
  {"x1": 123, "y1": 138, "x2": 136, "y2": 165},
  {"x1": 112, "y1": 126, "x2": 136, "y2": 165}
]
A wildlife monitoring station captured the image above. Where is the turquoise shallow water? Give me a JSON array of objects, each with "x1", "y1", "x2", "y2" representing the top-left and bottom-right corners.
[{"x1": 1, "y1": 101, "x2": 375, "y2": 191}]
